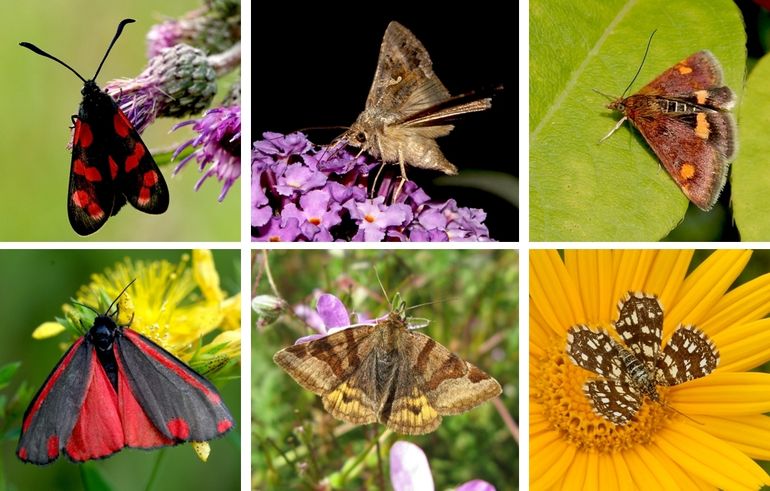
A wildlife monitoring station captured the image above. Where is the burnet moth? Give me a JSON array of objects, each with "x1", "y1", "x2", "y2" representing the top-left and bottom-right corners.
[
  {"x1": 20, "y1": 19, "x2": 169, "y2": 236},
  {"x1": 17, "y1": 281, "x2": 234, "y2": 464}
]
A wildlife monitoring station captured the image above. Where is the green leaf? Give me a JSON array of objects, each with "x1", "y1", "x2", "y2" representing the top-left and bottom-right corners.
[
  {"x1": 80, "y1": 463, "x2": 112, "y2": 491},
  {"x1": 732, "y1": 52, "x2": 770, "y2": 240},
  {"x1": 530, "y1": 0, "x2": 745, "y2": 241},
  {"x1": 0, "y1": 362, "x2": 20, "y2": 390}
]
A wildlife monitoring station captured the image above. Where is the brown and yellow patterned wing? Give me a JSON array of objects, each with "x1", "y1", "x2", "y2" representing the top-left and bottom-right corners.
[
  {"x1": 378, "y1": 332, "x2": 502, "y2": 434},
  {"x1": 273, "y1": 325, "x2": 379, "y2": 424}
]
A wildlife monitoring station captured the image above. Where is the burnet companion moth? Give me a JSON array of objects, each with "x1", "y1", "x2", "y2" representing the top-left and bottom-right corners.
[
  {"x1": 16, "y1": 281, "x2": 234, "y2": 464},
  {"x1": 599, "y1": 33, "x2": 736, "y2": 211},
  {"x1": 20, "y1": 19, "x2": 169, "y2": 236}
]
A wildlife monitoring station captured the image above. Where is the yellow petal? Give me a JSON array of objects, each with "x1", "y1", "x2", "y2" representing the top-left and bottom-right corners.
[
  {"x1": 656, "y1": 422, "x2": 770, "y2": 490},
  {"x1": 530, "y1": 250, "x2": 584, "y2": 335},
  {"x1": 667, "y1": 250, "x2": 752, "y2": 333},
  {"x1": 711, "y1": 319, "x2": 770, "y2": 371},
  {"x1": 703, "y1": 271, "x2": 770, "y2": 335},
  {"x1": 698, "y1": 414, "x2": 770, "y2": 461},
  {"x1": 530, "y1": 429, "x2": 576, "y2": 490},
  {"x1": 220, "y1": 293, "x2": 241, "y2": 330},
  {"x1": 32, "y1": 322, "x2": 65, "y2": 339},
  {"x1": 669, "y1": 372, "x2": 770, "y2": 415},
  {"x1": 193, "y1": 249, "x2": 223, "y2": 303}
]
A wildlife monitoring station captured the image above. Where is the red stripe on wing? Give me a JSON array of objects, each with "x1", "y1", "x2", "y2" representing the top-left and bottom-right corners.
[{"x1": 123, "y1": 330, "x2": 222, "y2": 403}]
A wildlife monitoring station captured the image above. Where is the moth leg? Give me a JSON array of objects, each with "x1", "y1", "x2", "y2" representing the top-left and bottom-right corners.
[
  {"x1": 392, "y1": 148, "x2": 408, "y2": 202},
  {"x1": 599, "y1": 116, "x2": 627, "y2": 143}
]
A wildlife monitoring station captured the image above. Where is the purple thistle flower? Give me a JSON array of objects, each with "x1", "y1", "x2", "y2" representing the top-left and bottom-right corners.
[
  {"x1": 173, "y1": 105, "x2": 241, "y2": 201},
  {"x1": 104, "y1": 44, "x2": 217, "y2": 135},
  {"x1": 252, "y1": 132, "x2": 493, "y2": 241},
  {"x1": 390, "y1": 441, "x2": 496, "y2": 491}
]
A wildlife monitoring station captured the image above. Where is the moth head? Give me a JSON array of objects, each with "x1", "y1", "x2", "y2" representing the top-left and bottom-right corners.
[
  {"x1": 89, "y1": 315, "x2": 118, "y2": 352},
  {"x1": 343, "y1": 123, "x2": 369, "y2": 149}
]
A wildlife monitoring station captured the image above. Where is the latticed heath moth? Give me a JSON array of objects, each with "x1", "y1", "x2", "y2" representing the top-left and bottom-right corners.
[
  {"x1": 566, "y1": 292, "x2": 719, "y2": 425},
  {"x1": 600, "y1": 36, "x2": 736, "y2": 211}
]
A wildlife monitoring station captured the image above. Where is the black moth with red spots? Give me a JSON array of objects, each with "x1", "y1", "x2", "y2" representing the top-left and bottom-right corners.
[
  {"x1": 20, "y1": 19, "x2": 168, "y2": 236},
  {"x1": 17, "y1": 282, "x2": 234, "y2": 464}
]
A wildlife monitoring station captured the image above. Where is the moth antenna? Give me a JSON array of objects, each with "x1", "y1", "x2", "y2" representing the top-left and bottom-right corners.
[
  {"x1": 619, "y1": 29, "x2": 657, "y2": 99},
  {"x1": 92, "y1": 18, "x2": 135, "y2": 81},
  {"x1": 103, "y1": 278, "x2": 137, "y2": 316},
  {"x1": 18, "y1": 42, "x2": 87, "y2": 84},
  {"x1": 404, "y1": 297, "x2": 455, "y2": 313},
  {"x1": 373, "y1": 268, "x2": 393, "y2": 310},
  {"x1": 592, "y1": 88, "x2": 616, "y2": 101}
]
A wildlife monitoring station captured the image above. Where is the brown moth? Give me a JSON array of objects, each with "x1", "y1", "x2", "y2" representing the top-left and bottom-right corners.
[
  {"x1": 273, "y1": 300, "x2": 501, "y2": 435},
  {"x1": 343, "y1": 21, "x2": 493, "y2": 194}
]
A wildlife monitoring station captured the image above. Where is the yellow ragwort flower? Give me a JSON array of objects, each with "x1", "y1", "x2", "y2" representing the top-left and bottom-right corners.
[{"x1": 531, "y1": 250, "x2": 770, "y2": 490}]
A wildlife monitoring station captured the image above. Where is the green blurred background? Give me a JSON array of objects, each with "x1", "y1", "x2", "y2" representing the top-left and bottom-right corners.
[
  {"x1": 4, "y1": 0, "x2": 239, "y2": 241},
  {"x1": 252, "y1": 250, "x2": 519, "y2": 490},
  {"x1": 0, "y1": 250, "x2": 240, "y2": 491}
]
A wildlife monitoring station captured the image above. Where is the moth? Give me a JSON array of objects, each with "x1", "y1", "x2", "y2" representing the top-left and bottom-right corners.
[
  {"x1": 600, "y1": 36, "x2": 736, "y2": 211},
  {"x1": 565, "y1": 292, "x2": 718, "y2": 425},
  {"x1": 17, "y1": 281, "x2": 233, "y2": 464},
  {"x1": 20, "y1": 19, "x2": 169, "y2": 235},
  {"x1": 273, "y1": 297, "x2": 501, "y2": 435},
  {"x1": 343, "y1": 21, "x2": 493, "y2": 196}
]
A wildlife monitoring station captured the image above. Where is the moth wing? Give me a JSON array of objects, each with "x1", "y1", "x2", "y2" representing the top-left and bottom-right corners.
[
  {"x1": 391, "y1": 332, "x2": 500, "y2": 426},
  {"x1": 111, "y1": 109, "x2": 169, "y2": 214},
  {"x1": 68, "y1": 118, "x2": 118, "y2": 235},
  {"x1": 17, "y1": 338, "x2": 92, "y2": 464},
  {"x1": 626, "y1": 104, "x2": 734, "y2": 211},
  {"x1": 365, "y1": 21, "x2": 451, "y2": 117},
  {"x1": 115, "y1": 329, "x2": 234, "y2": 443},
  {"x1": 639, "y1": 51, "x2": 734, "y2": 109},
  {"x1": 274, "y1": 325, "x2": 380, "y2": 424}
]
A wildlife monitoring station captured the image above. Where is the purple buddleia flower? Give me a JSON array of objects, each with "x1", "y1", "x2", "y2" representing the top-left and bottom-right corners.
[
  {"x1": 173, "y1": 105, "x2": 241, "y2": 201},
  {"x1": 390, "y1": 441, "x2": 496, "y2": 491},
  {"x1": 252, "y1": 132, "x2": 494, "y2": 242}
]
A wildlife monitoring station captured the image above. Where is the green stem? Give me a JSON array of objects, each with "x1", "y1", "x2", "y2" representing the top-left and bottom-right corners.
[{"x1": 145, "y1": 449, "x2": 166, "y2": 491}]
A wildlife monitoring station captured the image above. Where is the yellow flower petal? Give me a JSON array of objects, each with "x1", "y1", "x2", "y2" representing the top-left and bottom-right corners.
[
  {"x1": 703, "y1": 272, "x2": 770, "y2": 335},
  {"x1": 698, "y1": 415, "x2": 770, "y2": 461},
  {"x1": 669, "y1": 372, "x2": 770, "y2": 415},
  {"x1": 530, "y1": 250, "x2": 584, "y2": 335},
  {"x1": 193, "y1": 249, "x2": 223, "y2": 303},
  {"x1": 712, "y1": 319, "x2": 770, "y2": 371},
  {"x1": 656, "y1": 423, "x2": 770, "y2": 490},
  {"x1": 530, "y1": 430, "x2": 576, "y2": 490},
  {"x1": 667, "y1": 250, "x2": 752, "y2": 333},
  {"x1": 221, "y1": 293, "x2": 241, "y2": 330},
  {"x1": 32, "y1": 322, "x2": 65, "y2": 339}
]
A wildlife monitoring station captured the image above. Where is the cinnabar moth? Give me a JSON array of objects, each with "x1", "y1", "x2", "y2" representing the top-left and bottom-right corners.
[
  {"x1": 20, "y1": 19, "x2": 169, "y2": 236},
  {"x1": 17, "y1": 281, "x2": 234, "y2": 464}
]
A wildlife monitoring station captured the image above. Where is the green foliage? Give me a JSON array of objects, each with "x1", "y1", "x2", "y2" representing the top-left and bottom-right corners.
[
  {"x1": 732, "y1": 51, "x2": 770, "y2": 240},
  {"x1": 252, "y1": 250, "x2": 518, "y2": 490},
  {"x1": 530, "y1": 0, "x2": 745, "y2": 241}
]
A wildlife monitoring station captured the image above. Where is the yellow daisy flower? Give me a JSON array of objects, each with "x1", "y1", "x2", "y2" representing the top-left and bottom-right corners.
[
  {"x1": 34, "y1": 250, "x2": 240, "y2": 368},
  {"x1": 531, "y1": 250, "x2": 770, "y2": 490}
]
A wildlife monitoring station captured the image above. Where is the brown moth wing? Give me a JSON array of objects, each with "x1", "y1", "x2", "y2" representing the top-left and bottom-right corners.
[
  {"x1": 622, "y1": 95, "x2": 734, "y2": 210},
  {"x1": 365, "y1": 21, "x2": 451, "y2": 117},
  {"x1": 637, "y1": 51, "x2": 725, "y2": 99},
  {"x1": 272, "y1": 325, "x2": 378, "y2": 397},
  {"x1": 377, "y1": 331, "x2": 501, "y2": 434}
]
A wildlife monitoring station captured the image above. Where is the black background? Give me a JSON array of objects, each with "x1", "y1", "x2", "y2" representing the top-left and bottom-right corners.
[{"x1": 252, "y1": 1, "x2": 517, "y2": 241}]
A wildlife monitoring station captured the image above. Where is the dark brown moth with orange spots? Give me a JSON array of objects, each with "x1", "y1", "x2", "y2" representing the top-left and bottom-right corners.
[
  {"x1": 21, "y1": 19, "x2": 168, "y2": 235},
  {"x1": 601, "y1": 49, "x2": 736, "y2": 211},
  {"x1": 273, "y1": 300, "x2": 501, "y2": 435}
]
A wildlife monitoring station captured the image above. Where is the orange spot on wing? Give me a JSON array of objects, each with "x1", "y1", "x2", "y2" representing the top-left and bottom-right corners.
[
  {"x1": 695, "y1": 90, "x2": 708, "y2": 105},
  {"x1": 677, "y1": 64, "x2": 693, "y2": 75},
  {"x1": 680, "y1": 162, "x2": 697, "y2": 180},
  {"x1": 695, "y1": 113, "x2": 710, "y2": 139}
]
